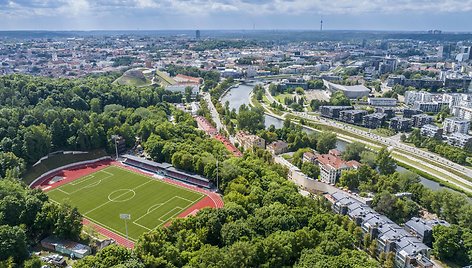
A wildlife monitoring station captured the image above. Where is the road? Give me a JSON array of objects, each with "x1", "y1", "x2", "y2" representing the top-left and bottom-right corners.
[
  {"x1": 202, "y1": 92, "x2": 236, "y2": 143},
  {"x1": 258, "y1": 86, "x2": 472, "y2": 194},
  {"x1": 202, "y1": 92, "x2": 224, "y2": 131}
]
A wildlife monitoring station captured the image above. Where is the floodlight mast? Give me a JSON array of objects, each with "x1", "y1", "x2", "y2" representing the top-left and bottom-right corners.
[
  {"x1": 111, "y1": 135, "x2": 119, "y2": 159},
  {"x1": 119, "y1": 214, "x2": 131, "y2": 240}
]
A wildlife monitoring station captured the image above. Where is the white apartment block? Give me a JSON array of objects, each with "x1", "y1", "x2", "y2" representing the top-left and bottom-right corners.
[
  {"x1": 443, "y1": 117, "x2": 470, "y2": 135},
  {"x1": 452, "y1": 106, "x2": 472, "y2": 121},
  {"x1": 404, "y1": 91, "x2": 434, "y2": 106}
]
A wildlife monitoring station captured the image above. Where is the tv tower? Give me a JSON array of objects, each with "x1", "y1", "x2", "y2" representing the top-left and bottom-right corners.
[{"x1": 320, "y1": 19, "x2": 323, "y2": 31}]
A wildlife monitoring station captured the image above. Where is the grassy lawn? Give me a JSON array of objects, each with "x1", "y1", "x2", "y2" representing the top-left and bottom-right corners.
[
  {"x1": 372, "y1": 128, "x2": 396, "y2": 137},
  {"x1": 250, "y1": 94, "x2": 263, "y2": 109},
  {"x1": 47, "y1": 166, "x2": 204, "y2": 241},
  {"x1": 23, "y1": 149, "x2": 108, "y2": 185},
  {"x1": 115, "y1": 76, "x2": 150, "y2": 87},
  {"x1": 262, "y1": 94, "x2": 271, "y2": 105},
  {"x1": 274, "y1": 93, "x2": 295, "y2": 104}
]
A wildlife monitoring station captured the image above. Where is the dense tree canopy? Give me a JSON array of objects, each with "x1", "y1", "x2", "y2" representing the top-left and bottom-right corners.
[
  {"x1": 100, "y1": 152, "x2": 378, "y2": 268},
  {"x1": 316, "y1": 132, "x2": 337, "y2": 154},
  {"x1": 0, "y1": 74, "x2": 186, "y2": 170},
  {"x1": 342, "y1": 142, "x2": 366, "y2": 162},
  {"x1": 329, "y1": 91, "x2": 351, "y2": 106},
  {"x1": 375, "y1": 147, "x2": 397, "y2": 175},
  {"x1": 406, "y1": 129, "x2": 470, "y2": 164},
  {"x1": 0, "y1": 178, "x2": 82, "y2": 264}
]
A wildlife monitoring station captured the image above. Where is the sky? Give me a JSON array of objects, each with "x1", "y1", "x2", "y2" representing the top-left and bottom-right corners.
[{"x1": 1, "y1": 0, "x2": 472, "y2": 31}]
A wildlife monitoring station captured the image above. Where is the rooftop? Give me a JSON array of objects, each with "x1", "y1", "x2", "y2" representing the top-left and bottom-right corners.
[{"x1": 316, "y1": 150, "x2": 360, "y2": 170}]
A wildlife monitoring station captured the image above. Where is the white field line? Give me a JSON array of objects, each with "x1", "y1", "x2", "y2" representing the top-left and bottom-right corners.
[
  {"x1": 132, "y1": 196, "x2": 192, "y2": 224},
  {"x1": 113, "y1": 165, "x2": 205, "y2": 199},
  {"x1": 158, "y1": 207, "x2": 184, "y2": 222},
  {"x1": 50, "y1": 165, "x2": 209, "y2": 241},
  {"x1": 83, "y1": 215, "x2": 139, "y2": 242},
  {"x1": 58, "y1": 169, "x2": 114, "y2": 194},
  {"x1": 83, "y1": 180, "x2": 152, "y2": 215},
  {"x1": 155, "y1": 195, "x2": 204, "y2": 228},
  {"x1": 70, "y1": 174, "x2": 95, "y2": 186}
]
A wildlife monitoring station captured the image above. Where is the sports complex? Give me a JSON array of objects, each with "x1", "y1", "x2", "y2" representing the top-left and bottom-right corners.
[{"x1": 31, "y1": 157, "x2": 223, "y2": 248}]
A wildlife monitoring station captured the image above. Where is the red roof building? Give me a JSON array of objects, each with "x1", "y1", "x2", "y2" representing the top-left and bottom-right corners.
[{"x1": 304, "y1": 149, "x2": 360, "y2": 184}]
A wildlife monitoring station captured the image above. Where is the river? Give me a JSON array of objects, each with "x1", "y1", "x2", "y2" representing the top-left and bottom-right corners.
[{"x1": 220, "y1": 83, "x2": 446, "y2": 191}]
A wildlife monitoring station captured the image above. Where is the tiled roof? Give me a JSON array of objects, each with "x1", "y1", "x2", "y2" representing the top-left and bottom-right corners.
[{"x1": 316, "y1": 152, "x2": 360, "y2": 170}]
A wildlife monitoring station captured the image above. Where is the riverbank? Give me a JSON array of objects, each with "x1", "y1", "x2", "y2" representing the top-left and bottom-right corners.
[{"x1": 251, "y1": 86, "x2": 472, "y2": 196}]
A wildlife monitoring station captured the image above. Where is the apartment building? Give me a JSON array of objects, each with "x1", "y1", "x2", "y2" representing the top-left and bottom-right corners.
[
  {"x1": 235, "y1": 131, "x2": 266, "y2": 150},
  {"x1": 443, "y1": 117, "x2": 470, "y2": 134}
]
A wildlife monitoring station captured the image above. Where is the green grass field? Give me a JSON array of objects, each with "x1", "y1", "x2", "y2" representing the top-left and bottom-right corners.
[{"x1": 47, "y1": 166, "x2": 204, "y2": 241}]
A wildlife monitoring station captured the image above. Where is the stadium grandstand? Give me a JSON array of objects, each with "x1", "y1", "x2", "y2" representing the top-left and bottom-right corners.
[{"x1": 122, "y1": 154, "x2": 212, "y2": 189}]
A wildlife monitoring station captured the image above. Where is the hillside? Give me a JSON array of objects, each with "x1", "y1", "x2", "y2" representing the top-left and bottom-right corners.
[{"x1": 114, "y1": 68, "x2": 152, "y2": 87}]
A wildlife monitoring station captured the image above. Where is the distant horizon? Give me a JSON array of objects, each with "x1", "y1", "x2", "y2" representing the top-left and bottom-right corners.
[
  {"x1": 1, "y1": 29, "x2": 472, "y2": 34},
  {"x1": 2, "y1": 1, "x2": 472, "y2": 32}
]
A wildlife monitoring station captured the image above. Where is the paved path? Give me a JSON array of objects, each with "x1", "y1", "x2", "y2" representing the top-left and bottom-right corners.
[{"x1": 202, "y1": 92, "x2": 236, "y2": 143}]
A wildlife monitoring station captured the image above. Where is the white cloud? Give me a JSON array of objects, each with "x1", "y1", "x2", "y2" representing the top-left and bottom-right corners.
[{"x1": 2, "y1": 0, "x2": 472, "y2": 18}]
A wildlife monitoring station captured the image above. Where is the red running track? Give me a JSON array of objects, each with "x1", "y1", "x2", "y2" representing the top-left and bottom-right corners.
[
  {"x1": 33, "y1": 160, "x2": 224, "y2": 249},
  {"x1": 82, "y1": 218, "x2": 135, "y2": 249},
  {"x1": 31, "y1": 159, "x2": 113, "y2": 190}
]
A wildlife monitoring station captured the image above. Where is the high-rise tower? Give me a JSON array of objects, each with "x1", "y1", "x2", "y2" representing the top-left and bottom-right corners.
[{"x1": 320, "y1": 19, "x2": 323, "y2": 31}]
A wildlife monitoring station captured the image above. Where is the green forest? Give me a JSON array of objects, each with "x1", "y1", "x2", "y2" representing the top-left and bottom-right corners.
[{"x1": 1, "y1": 74, "x2": 472, "y2": 267}]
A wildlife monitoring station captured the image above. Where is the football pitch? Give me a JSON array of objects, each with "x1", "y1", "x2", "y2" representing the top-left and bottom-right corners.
[{"x1": 47, "y1": 166, "x2": 204, "y2": 241}]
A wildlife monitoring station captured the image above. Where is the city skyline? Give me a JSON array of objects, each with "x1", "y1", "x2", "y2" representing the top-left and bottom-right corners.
[{"x1": 1, "y1": 0, "x2": 472, "y2": 31}]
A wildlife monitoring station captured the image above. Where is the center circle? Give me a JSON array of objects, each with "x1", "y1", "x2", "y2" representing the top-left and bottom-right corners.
[{"x1": 108, "y1": 189, "x2": 136, "y2": 202}]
